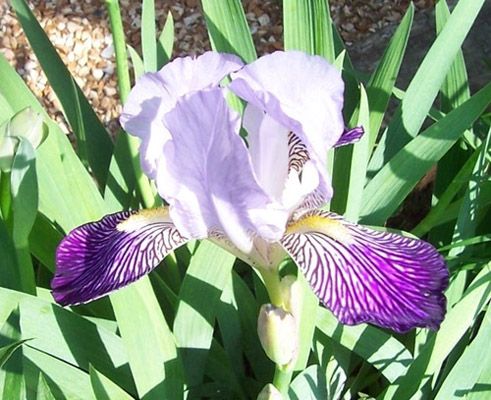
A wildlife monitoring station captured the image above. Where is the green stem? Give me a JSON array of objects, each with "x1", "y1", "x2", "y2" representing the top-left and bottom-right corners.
[
  {"x1": 273, "y1": 365, "x2": 294, "y2": 397},
  {"x1": 260, "y1": 268, "x2": 284, "y2": 307},
  {"x1": 105, "y1": 0, "x2": 130, "y2": 102},
  {"x1": 105, "y1": 0, "x2": 157, "y2": 209}
]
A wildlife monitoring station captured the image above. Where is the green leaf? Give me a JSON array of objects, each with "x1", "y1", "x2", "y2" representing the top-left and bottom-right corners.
[
  {"x1": 312, "y1": 0, "x2": 335, "y2": 62},
  {"x1": 28, "y1": 214, "x2": 63, "y2": 273},
  {"x1": 316, "y1": 308, "x2": 412, "y2": 383},
  {"x1": 438, "y1": 234, "x2": 491, "y2": 252},
  {"x1": 111, "y1": 279, "x2": 183, "y2": 399},
  {"x1": 90, "y1": 365, "x2": 134, "y2": 400},
  {"x1": 202, "y1": 339, "x2": 248, "y2": 399},
  {"x1": 361, "y1": 82, "x2": 491, "y2": 225},
  {"x1": 293, "y1": 273, "x2": 319, "y2": 371},
  {"x1": 380, "y1": 262, "x2": 491, "y2": 399},
  {"x1": 128, "y1": 45, "x2": 145, "y2": 80},
  {"x1": 173, "y1": 241, "x2": 235, "y2": 388},
  {"x1": 436, "y1": 0, "x2": 470, "y2": 112},
  {"x1": 24, "y1": 346, "x2": 95, "y2": 400},
  {"x1": 283, "y1": 0, "x2": 314, "y2": 53},
  {"x1": 157, "y1": 11, "x2": 174, "y2": 68},
  {"x1": 10, "y1": 139, "x2": 37, "y2": 294},
  {"x1": 230, "y1": 271, "x2": 272, "y2": 380},
  {"x1": 449, "y1": 127, "x2": 490, "y2": 257},
  {"x1": 36, "y1": 374, "x2": 56, "y2": 400},
  {"x1": 289, "y1": 364, "x2": 327, "y2": 400},
  {"x1": 465, "y1": 350, "x2": 491, "y2": 400},
  {"x1": 0, "y1": 339, "x2": 29, "y2": 369},
  {"x1": 367, "y1": 4, "x2": 413, "y2": 148},
  {"x1": 332, "y1": 84, "x2": 370, "y2": 220},
  {"x1": 0, "y1": 217, "x2": 22, "y2": 291},
  {"x1": 202, "y1": 0, "x2": 256, "y2": 62},
  {"x1": 216, "y1": 274, "x2": 245, "y2": 382},
  {"x1": 0, "y1": 287, "x2": 136, "y2": 395},
  {"x1": 10, "y1": 0, "x2": 114, "y2": 186},
  {"x1": 0, "y1": 53, "x2": 107, "y2": 231},
  {"x1": 142, "y1": 0, "x2": 157, "y2": 72},
  {"x1": 103, "y1": 131, "x2": 139, "y2": 211},
  {"x1": 412, "y1": 146, "x2": 481, "y2": 237},
  {"x1": 434, "y1": 307, "x2": 491, "y2": 399},
  {"x1": 0, "y1": 307, "x2": 26, "y2": 399},
  {"x1": 368, "y1": 0, "x2": 486, "y2": 175}
]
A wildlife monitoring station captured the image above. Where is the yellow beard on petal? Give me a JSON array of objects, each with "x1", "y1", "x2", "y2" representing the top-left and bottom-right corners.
[
  {"x1": 286, "y1": 214, "x2": 354, "y2": 244},
  {"x1": 116, "y1": 207, "x2": 170, "y2": 232}
]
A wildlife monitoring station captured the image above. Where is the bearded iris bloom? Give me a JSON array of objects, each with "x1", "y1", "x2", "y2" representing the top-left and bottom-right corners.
[{"x1": 52, "y1": 51, "x2": 448, "y2": 333}]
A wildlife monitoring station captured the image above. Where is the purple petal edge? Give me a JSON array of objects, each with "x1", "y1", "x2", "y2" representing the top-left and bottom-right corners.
[
  {"x1": 334, "y1": 126, "x2": 365, "y2": 147},
  {"x1": 52, "y1": 209, "x2": 187, "y2": 306}
]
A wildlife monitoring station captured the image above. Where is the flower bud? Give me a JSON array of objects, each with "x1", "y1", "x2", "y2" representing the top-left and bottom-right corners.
[
  {"x1": 7, "y1": 107, "x2": 47, "y2": 149},
  {"x1": 0, "y1": 135, "x2": 18, "y2": 172},
  {"x1": 280, "y1": 275, "x2": 302, "y2": 319},
  {"x1": 257, "y1": 383, "x2": 282, "y2": 400},
  {"x1": 257, "y1": 303, "x2": 298, "y2": 366}
]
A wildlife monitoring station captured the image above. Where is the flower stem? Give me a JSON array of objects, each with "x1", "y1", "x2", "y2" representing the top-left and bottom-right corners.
[
  {"x1": 259, "y1": 268, "x2": 296, "y2": 396},
  {"x1": 105, "y1": 0, "x2": 157, "y2": 209},
  {"x1": 273, "y1": 365, "x2": 294, "y2": 396},
  {"x1": 105, "y1": 0, "x2": 130, "y2": 102},
  {"x1": 260, "y1": 269, "x2": 284, "y2": 307}
]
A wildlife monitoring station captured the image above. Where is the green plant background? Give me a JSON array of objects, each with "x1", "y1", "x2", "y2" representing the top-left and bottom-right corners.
[{"x1": 0, "y1": 0, "x2": 490, "y2": 398}]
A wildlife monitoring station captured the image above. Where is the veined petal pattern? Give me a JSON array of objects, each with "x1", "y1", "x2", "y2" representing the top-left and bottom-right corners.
[
  {"x1": 281, "y1": 210, "x2": 448, "y2": 332},
  {"x1": 52, "y1": 208, "x2": 187, "y2": 305}
]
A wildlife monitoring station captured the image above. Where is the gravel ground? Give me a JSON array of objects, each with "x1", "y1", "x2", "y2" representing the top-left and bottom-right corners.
[{"x1": 0, "y1": 0, "x2": 435, "y2": 134}]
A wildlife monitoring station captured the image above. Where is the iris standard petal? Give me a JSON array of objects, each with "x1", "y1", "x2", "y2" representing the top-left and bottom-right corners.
[
  {"x1": 52, "y1": 208, "x2": 187, "y2": 306},
  {"x1": 229, "y1": 51, "x2": 345, "y2": 195},
  {"x1": 243, "y1": 104, "x2": 290, "y2": 202},
  {"x1": 158, "y1": 88, "x2": 288, "y2": 254},
  {"x1": 280, "y1": 210, "x2": 448, "y2": 333},
  {"x1": 120, "y1": 52, "x2": 243, "y2": 178}
]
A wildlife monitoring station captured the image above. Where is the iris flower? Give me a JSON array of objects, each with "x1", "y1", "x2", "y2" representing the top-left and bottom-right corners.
[{"x1": 52, "y1": 51, "x2": 448, "y2": 333}]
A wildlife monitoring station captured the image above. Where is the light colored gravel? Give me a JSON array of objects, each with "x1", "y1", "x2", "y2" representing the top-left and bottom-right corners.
[{"x1": 0, "y1": 0, "x2": 433, "y2": 135}]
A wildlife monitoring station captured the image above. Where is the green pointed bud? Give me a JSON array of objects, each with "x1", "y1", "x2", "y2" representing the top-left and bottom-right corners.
[
  {"x1": 280, "y1": 275, "x2": 302, "y2": 318},
  {"x1": 257, "y1": 383, "x2": 282, "y2": 400},
  {"x1": 7, "y1": 107, "x2": 48, "y2": 149},
  {"x1": 257, "y1": 304, "x2": 298, "y2": 366}
]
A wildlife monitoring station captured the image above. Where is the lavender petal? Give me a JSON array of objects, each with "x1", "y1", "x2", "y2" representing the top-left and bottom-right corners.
[
  {"x1": 158, "y1": 88, "x2": 289, "y2": 254},
  {"x1": 120, "y1": 52, "x2": 243, "y2": 179}
]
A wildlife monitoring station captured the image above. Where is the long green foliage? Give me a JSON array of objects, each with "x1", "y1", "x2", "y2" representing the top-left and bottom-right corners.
[{"x1": 0, "y1": 0, "x2": 489, "y2": 398}]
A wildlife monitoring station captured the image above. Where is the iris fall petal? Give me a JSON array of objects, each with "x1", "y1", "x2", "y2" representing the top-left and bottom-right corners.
[
  {"x1": 52, "y1": 208, "x2": 187, "y2": 305},
  {"x1": 281, "y1": 210, "x2": 448, "y2": 332}
]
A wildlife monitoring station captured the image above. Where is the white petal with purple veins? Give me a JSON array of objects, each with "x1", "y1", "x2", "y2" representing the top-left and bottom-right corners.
[
  {"x1": 52, "y1": 208, "x2": 187, "y2": 306},
  {"x1": 281, "y1": 210, "x2": 448, "y2": 333},
  {"x1": 229, "y1": 51, "x2": 345, "y2": 201}
]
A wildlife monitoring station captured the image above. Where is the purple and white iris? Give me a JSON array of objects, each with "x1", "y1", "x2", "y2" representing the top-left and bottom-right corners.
[{"x1": 52, "y1": 51, "x2": 448, "y2": 333}]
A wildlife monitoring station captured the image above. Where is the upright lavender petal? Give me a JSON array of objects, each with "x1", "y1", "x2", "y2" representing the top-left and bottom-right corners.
[
  {"x1": 157, "y1": 88, "x2": 288, "y2": 254},
  {"x1": 52, "y1": 208, "x2": 187, "y2": 305},
  {"x1": 229, "y1": 51, "x2": 345, "y2": 199},
  {"x1": 120, "y1": 52, "x2": 243, "y2": 178},
  {"x1": 281, "y1": 210, "x2": 448, "y2": 333}
]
